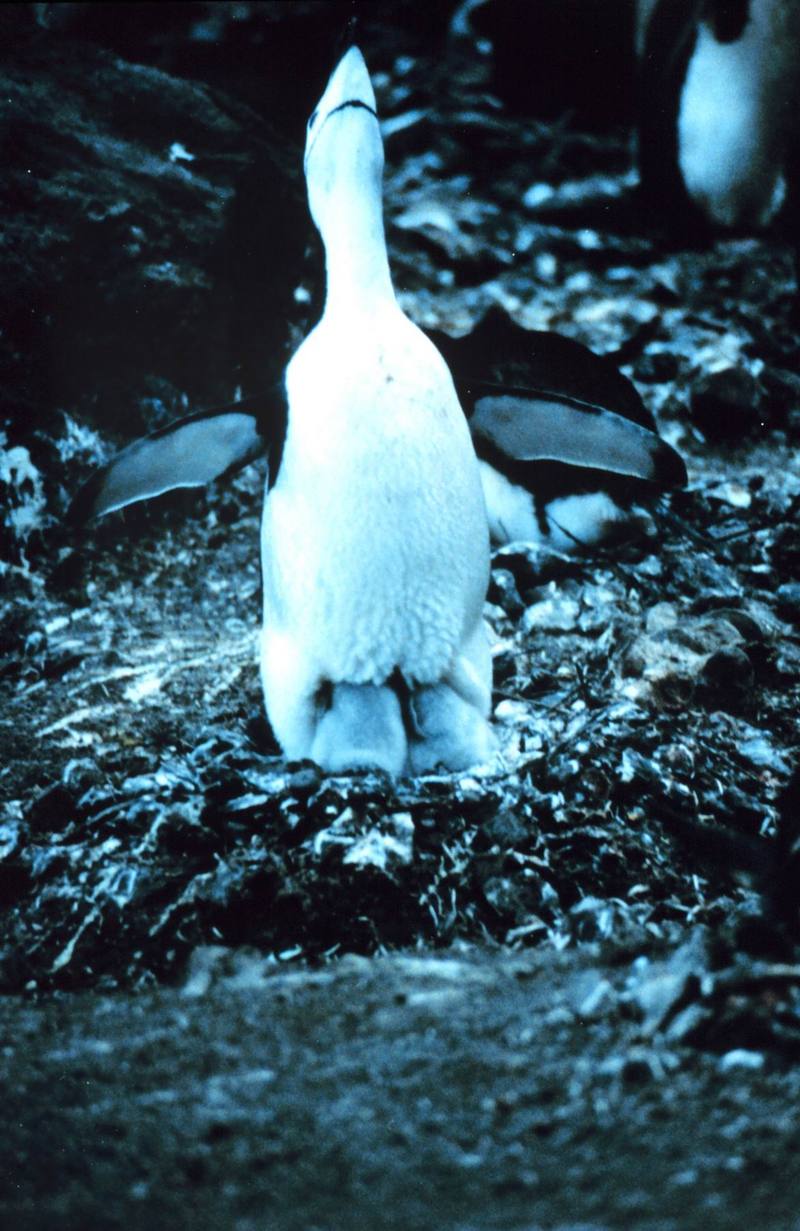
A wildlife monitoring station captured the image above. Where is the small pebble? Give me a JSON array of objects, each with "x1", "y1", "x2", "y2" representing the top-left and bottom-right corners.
[
  {"x1": 523, "y1": 594, "x2": 579, "y2": 633},
  {"x1": 719, "y1": 1049, "x2": 765, "y2": 1072},
  {"x1": 776, "y1": 582, "x2": 800, "y2": 625},
  {"x1": 634, "y1": 350, "x2": 680, "y2": 384}
]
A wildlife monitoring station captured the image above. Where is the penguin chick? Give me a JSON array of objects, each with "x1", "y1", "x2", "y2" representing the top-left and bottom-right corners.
[
  {"x1": 260, "y1": 46, "x2": 494, "y2": 777},
  {"x1": 638, "y1": 0, "x2": 800, "y2": 233}
]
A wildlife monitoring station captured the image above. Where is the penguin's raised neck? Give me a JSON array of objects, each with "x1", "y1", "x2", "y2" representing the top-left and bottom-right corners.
[{"x1": 304, "y1": 46, "x2": 394, "y2": 316}]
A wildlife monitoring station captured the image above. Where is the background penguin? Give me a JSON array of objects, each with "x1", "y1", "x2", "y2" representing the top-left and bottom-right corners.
[
  {"x1": 637, "y1": 0, "x2": 800, "y2": 235},
  {"x1": 70, "y1": 307, "x2": 686, "y2": 552}
]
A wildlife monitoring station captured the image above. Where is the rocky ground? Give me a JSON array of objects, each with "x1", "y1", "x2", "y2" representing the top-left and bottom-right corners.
[{"x1": 1, "y1": 3, "x2": 799, "y2": 1228}]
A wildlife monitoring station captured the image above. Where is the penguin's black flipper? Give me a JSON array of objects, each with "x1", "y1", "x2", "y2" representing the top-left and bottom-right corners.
[
  {"x1": 465, "y1": 384, "x2": 687, "y2": 489},
  {"x1": 68, "y1": 394, "x2": 275, "y2": 523}
]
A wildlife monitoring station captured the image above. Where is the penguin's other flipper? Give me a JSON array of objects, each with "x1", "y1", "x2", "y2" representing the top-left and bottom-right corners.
[
  {"x1": 68, "y1": 396, "x2": 274, "y2": 523},
  {"x1": 427, "y1": 308, "x2": 686, "y2": 549},
  {"x1": 467, "y1": 385, "x2": 687, "y2": 489}
]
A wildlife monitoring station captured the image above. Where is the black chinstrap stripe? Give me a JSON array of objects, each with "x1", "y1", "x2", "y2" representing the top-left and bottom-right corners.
[
  {"x1": 327, "y1": 98, "x2": 378, "y2": 121},
  {"x1": 305, "y1": 97, "x2": 379, "y2": 167}
]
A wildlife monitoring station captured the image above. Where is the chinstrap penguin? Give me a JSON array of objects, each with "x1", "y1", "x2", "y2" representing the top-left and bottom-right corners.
[{"x1": 258, "y1": 45, "x2": 494, "y2": 777}]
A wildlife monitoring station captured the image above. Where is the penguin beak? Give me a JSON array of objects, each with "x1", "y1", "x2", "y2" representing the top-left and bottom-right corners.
[
  {"x1": 304, "y1": 45, "x2": 378, "y2": 167},
  {"x1": 317, "y1": 46, "x2": 377, "y2": 117}
]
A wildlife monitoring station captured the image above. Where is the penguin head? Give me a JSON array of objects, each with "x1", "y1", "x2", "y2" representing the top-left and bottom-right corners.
[{"x1": 304, "y1": 46, "x2": 383, "y2": 233}]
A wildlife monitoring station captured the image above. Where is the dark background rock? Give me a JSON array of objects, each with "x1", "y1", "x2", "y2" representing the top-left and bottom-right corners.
[
  {"x1": 0, "y1": 29, "x2": 309, "y2": 558},
  {"x1": 474, "y1": 0, "x2": 637, "y2": 127},
  {"x1": 690, "y1": 368, "x2": 766, "y2": 443},
  {"x1": 776, "y1": 582, "x2": 800, "y2": 625}
]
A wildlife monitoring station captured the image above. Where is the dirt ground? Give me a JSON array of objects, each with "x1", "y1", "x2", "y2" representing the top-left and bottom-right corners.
[{"x1": 3, "y1": 947, "x2": 800, "y2": 1231}]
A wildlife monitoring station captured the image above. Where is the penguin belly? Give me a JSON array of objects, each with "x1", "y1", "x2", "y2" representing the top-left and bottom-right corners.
[
  {"x1": 677, "y1": 19, "x2": 787, "y2": 229},
  {"x1": 260, "y1": 311, "x2": 491, "y2": 767}
]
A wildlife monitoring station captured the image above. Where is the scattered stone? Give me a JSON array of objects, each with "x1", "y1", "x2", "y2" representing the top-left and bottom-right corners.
[
  {"x1": 24, "y1": 784, "x2": 77, "y2": 835},
  {"x1": 181, "y1": 945, "x2": 237, "y2": 998},
  {"x1": 663, "y1": 1003, "x2": 709, "y2": 1045},
  {"x1": 380, "y1": 108, "x2": 431, "y2": 154},
  {"x1": 718, "y1": 1049, "x2": 765, "y2": 1072},
  {"x1": 771, "y1": 524, "x2": 800, "y2": 577},
  {"x1": 494, "y1": 699, "x2": 531, "y2": 726},
  {"x1": 621, "y1": 1047, "x2": 663, "y2": 1084},
  {"x1": 574, "y1": 974, "x2": 616, "y2": 1020},
  {"x1": 690, "y1": 368, "x2": 764, "y2": 443},
  {"x1": 738, "y1": 733, "x2": 791, "y2": 775},
  {"x1": 620, "y1": 609, "x2": 748, "y2": 709},
  {"x1": 523, "y1": 589, "x2": 580, "y2": 633},
  {"x1": 488, "y1": 569, "x2": 525, "y2": 618},
  {"x1": 634, "y1": 350, "x2": 681, "y2": 384},
  {"x1": 707, "y1": 480, "x2": 752, "y2": 510},
  {"x1": 775, "y1": 583, "x2": 800, "y2": 625},
  {"x1": 699, "y1": 645, "x2": 755, "y2": 708},
  {"x1": 760, "y1": 365, "x2": 800, "y2": 424},
  {"x1": 626, "y1": 930, "x2": 710, "y2": 1036},
  {"x1": 0, "y1": 822, "x2": 20, "y2": 863},
  {"x1": 342, "y1": 813, "x2": 415, "y2": 873}
]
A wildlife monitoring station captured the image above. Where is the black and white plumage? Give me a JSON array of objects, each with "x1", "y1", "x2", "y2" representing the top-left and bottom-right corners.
[
  {"x1": 73, "y1": 47, "x2": 496, "y2": 777},
  {"x1": 258, "y1": 46, "x2": 494, "y2": 776},
  {"x1": 637, "y1": 0, "x2": 800, "y2": 234},
  {"x1": 428, "y1": 306, "x2": 685, "y2": 550}
]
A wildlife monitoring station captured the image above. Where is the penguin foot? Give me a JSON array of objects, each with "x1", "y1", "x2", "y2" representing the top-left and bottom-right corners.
[
  {"x1": 310, "y1": 682, "x2": 407, "y2": 777},
  {"x1": 407, "y1": 682, "x2": 496, "y2": 775}
]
